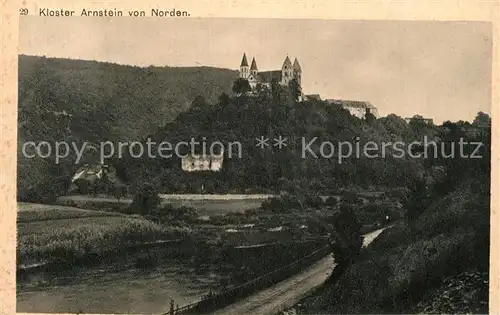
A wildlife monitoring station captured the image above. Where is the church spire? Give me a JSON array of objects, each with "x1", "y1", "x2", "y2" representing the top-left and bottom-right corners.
[
  {"x1": 293, "y1": 58, "x2": 302, "y2": 72},
  {"x1": 240, "y1": 53, "x2": 249, "y2": 67},
  {"x1": 239, "y1": 53, "x2": 249, "y2": 78},
  {"x1": 282, "y1": 55, "x2": 292, "y2": 69},
  {"x1": 250, "y1": 57, "x2": 258, "y2": 71},
  {"x1": 250, "y1": 57, "x2": 258, "y2": 76}
]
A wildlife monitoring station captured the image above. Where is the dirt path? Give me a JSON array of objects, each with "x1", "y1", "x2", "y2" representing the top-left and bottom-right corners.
[
  {"x1": 211, "y1": 227, "x2": 389, "y2": 315},
  {"x1": 211, "y1": 255, "x2": 335, "y2": 315}
]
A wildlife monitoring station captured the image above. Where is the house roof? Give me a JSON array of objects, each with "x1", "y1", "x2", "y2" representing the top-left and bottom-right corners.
[
  {"x1": 326, "y1": 99, "x2": 376, "y2": 109},
  {"x1": 71, "y1": 164, "x2": 104, "y2": 183},
  {"x1": 250, "y1": 57, "x2": 258, "y2": 70},
  {"x1": 240, "y1": 53, "x2": 249, "y2": 67}
]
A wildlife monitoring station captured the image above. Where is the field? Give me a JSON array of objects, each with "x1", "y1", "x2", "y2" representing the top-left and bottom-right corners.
[
  {"x1": 17, "y1": 203, "x2": 190, "y2": 268},
  {"x1": 56, "y1": 194, "x2": 270, "y2": 215},
  {"x1": 18, "y1": 202, "x2": 124, "y2": 222}
]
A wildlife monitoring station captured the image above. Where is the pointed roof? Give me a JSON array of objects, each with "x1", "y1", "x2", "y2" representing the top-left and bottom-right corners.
[
  {"x1": 282, "y1": 55, "x2": 292, "y2": 68},
  {"x1": 293, "y1": 58, "x2": 302, "y2": 72},
  {"x1": 250, "y1": 57, "x2": 258, "y2": 70},
  {"x1": 240, "y1": 53, "x2": 249, "y2": 67}
]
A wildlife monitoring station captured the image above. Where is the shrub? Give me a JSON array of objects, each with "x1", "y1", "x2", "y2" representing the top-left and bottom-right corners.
[
  {"x1": 325, "y1": 196, "x2": 338, "y2": 206},
  {"x1": 341, "y1": 191, "x2": 363, "y2": 205},
  {"x1": 389, "y1": 232, "x2": 476, "y2": 306},
  {"x1": 304, "y1": 194, "x2": 324, "y2": 208},
  {"x1": 369, "y1": 224, "x2": 413, "y2": 252},
  {"x1": 328, "y1": 255, "x2": 394, "y2": 314},
  {"x1": 261, "y1": 194, "x2": 302, "y2": 212},
  {"x1": 154, "y1": 204, "x2": 199, "y2": 223},
  {"x1": 130, "y1": 183, "x2": 161, "y2": 215},
  {"x1": 385, "y1": 187, "x2": 411, "y2": 200}
]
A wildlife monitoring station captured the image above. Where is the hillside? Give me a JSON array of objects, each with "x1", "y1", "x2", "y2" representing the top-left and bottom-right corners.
[
  {"x1": 17, "y1": 55, "x2": 237, "y2": 201},
  {"x1": 289, "y1": 117, "x2": 491, "y2": 314},
  {"x1": 120, "y1": 85, "x2": 440, "y2": 194},
  {"x1": 18, "y1": 55, "x2": 238, "y2": 141}
]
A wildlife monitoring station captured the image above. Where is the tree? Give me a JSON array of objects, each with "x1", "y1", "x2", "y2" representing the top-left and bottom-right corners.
[
  {"x1": 190, "y1": 95, "x2": 209, "y2": 110},
  {"x1": 232, "y1": 78, "x2": 251, "y2": 95},
  {"x1": 404, "y1": 178, "x2": 428, "y2": 226},
  {"x1": 364, "y1": 112, "x2": 376, "y2": 124},
  {"x1": 218, "y1": 92, "x2": 230, "y2": 106},
  {"x1": 288, "y1": 78, "x2": 302, "y2": 101},
  {"x1": 130, "y1": 183, "x2": 161, "y2": 215},
  {"x1": 330, "y1": 204, "x2": 363, "y2": 262},
  {"x1": 473, "y1": 111, "x2": 491, "y2": 127}
]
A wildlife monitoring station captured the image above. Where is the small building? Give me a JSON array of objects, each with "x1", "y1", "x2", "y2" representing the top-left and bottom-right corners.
[
  {"x1": 181, "y1": 152, "x2": 224, "y2": 172},
  {"x1": 68, "y1": 164, "x2": 127, "y2": 195},
  {"x1": 325, "y1": 99, "x2": 379, "y2": 119}
]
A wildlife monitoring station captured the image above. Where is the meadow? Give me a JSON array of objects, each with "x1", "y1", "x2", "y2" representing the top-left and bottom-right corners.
[
  {"x1": 17, "y1": 203, "x2": 191, "y2": 268},
  {"x1": 18, "y1": 202, "x2": 124, "y2": 222},
  {"x1": 56, "y1": 194, "x2": 269, "y2": 216}
]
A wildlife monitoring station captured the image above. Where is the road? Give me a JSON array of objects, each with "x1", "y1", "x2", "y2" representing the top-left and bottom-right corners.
[
  {"x1": 58, "y1": 194, "x2": 273, "y2": 203},
  {"x1": 210, "y1": 228, "x2": 388, "y2": 315}
]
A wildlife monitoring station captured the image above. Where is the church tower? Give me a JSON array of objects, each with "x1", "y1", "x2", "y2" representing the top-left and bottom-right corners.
[
  {"x1": 281, "y1": 55, "x2": 293, "y2": 85},
  {"x1": 250, "y1": 57, "x2": 258, "y2": 76},
  {"x1": 293, "y1": 58, "x2": 302, "y2": 86},
  {"x1": 239, "y1": 53, "x2": 249, "y2": 78}
]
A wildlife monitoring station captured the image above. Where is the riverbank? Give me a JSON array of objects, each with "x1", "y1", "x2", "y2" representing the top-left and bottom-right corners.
[
  {"x1": 289, "y1": 178, "x2": 489, "y2": 314},
  {"x1": 16, "y1": 199, "x2": 332, "y2": 314},
  {"x1": 212, "y1": 228, "x2": 388, "y2": 315}
]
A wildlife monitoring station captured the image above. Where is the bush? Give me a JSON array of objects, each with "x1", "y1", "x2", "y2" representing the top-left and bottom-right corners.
[
  {"x1": 385, "y1": 187, "x2": 411, "y2": 200},
  {"x1": 130, "y1": 183, "x2": 161, "y2": 215},
  {"x1": 358, "y1": 202, "x2": 403, "y2": 226},
  {"x1": 325, "y1": 196, "x2": 338, "y2": 206},
  {"x1": 261, "y1": 194, "x2": 302, "y2": 212},
  {"x1": 369, "y1": 224, "x2": 413, "y2": 252},
  {"x1": 389, "y1": 233, "x2": 476, "y2": 306},
  {"x1": 341, "y1": 191, "x2": 363, "y2": 205},
  {"x1": 153, "y1": 204, "x2": 199, "y2": 223},
  {"x1": 304, "y1": 194, "x2": 324, "y2": 208}
]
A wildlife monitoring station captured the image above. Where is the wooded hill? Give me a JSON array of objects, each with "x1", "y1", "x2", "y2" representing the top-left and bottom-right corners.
[
  {"x1": 17, "y1": 54, "x2": 490, "y2": 202},
  {"x1": 119, "y1": 85, "x2": 448, "y2": 194},
  {"x1": 18, "y1": 55, "x2": 237, "y2": 200},
  {"x1": 18, "y1": 55, "x2": 237, "y2": 141}
]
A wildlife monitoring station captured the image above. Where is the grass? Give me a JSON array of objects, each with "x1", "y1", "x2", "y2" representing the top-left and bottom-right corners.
[
  {"x1": 162, "y1": 199, "x2": 264, "y2": 215},
  {"x1": 18, "y1": 202, "x2": 124, "y2": 222},
  {"x1": 57, "y1": 196, "x2": 266, "y2": 216},
  {"x1": 17, "y1": 203, "x2": 191, "y2": 268}
]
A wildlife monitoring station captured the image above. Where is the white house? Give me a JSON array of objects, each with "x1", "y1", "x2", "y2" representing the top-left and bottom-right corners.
[
  {"x1": 325, "y1": 99, "x2": 379, "y2": 119},
  {"x1": 181, "y1": 152, "x2": 224, "y2": 172}
]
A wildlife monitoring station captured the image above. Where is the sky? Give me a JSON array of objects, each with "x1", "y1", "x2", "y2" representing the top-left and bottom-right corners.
[{"x1": 19, "y1": 17, "x2": 492, "y2": 124}]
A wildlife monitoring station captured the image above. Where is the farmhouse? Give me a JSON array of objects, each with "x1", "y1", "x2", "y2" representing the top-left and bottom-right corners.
[{"x1": 68, "y1": 164, "x2": 127, "y2": 194}]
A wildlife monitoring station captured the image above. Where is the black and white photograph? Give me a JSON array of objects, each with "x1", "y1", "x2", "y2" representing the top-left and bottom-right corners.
[{"x1": 15, "y1": 13, "x2": 492, "y2": 315}]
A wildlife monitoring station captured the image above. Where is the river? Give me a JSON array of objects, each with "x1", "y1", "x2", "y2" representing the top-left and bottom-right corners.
[{"x1": 17, "y1": 257, "x2": 220, "y2": 313}]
